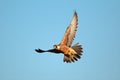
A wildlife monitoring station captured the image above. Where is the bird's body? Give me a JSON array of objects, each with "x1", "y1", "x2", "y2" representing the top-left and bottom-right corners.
[
  {"x1": 35, "y1": 11, "x2": 83, "y2": 63},
  {"x1": 55, "y1": 44, "x2": 76, "y2": 55}
]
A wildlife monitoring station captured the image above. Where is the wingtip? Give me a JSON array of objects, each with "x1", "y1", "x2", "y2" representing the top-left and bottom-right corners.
[
  {"x1": 74, "y1": 11, "x2": 77, "y2": 16},
  {"x1": 35, "y1": 48, "x2": 46, "y2": 53},
  {"x1": 73, "y1": 11, "x2": 78, "y2": 21}
]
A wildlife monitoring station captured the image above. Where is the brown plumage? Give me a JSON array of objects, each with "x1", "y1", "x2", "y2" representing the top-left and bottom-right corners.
[{"x1": 35, "y1": 11, "x2": 83, "y2": 63}]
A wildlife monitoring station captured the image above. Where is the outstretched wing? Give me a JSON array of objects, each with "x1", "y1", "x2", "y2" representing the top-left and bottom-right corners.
[
  {"x1": 35, "y1": 48, "x2": 63, "y2": 53},
  {"x1": 60, "y1": 12, "x2": 78, "y2": 47}
]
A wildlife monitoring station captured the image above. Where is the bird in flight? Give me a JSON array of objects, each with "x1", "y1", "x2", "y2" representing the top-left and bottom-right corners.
[{"x1": 35, "y1": 12, "x2": 83, "y2": 63}]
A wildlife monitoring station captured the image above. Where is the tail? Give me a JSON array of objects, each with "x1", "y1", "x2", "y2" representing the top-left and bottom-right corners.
[{"x1": 63, "y1": 43, "x2": 83, "y2": 63}]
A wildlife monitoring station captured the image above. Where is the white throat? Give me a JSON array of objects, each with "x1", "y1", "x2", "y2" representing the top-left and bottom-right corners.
[{"x1": 57, "y1": 46, "x2": 60, "y2": 49}]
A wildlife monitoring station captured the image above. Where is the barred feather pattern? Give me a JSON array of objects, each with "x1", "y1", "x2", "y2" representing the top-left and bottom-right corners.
[{"x1": 63, "y1": 43, "x2": 83, "y2": 63}]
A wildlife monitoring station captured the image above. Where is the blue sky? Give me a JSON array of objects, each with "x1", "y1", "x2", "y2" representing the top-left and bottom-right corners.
[{"x1": 0, "y1": 0, "x2": 120, "y2": 80}]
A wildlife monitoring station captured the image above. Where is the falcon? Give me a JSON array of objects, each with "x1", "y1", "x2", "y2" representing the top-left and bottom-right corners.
[{"x1": 35, "y1": 12, "x2": 83, "y2": 63}]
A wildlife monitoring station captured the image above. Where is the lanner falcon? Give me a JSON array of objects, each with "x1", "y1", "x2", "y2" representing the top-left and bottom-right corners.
[{"x1": 35, "y1": 12, "x2": 83, "y2": 63}]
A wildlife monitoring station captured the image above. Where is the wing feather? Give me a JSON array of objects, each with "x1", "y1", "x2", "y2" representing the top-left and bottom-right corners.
[
  {"x1": 35, "y1": 48, "x2": 63, "y2": 53},
  {"x1": 61, "y1": 12, "x2": 78, "y2": 47}
]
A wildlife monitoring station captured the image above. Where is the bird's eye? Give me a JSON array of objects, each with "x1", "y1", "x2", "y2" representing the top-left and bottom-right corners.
[{"x1": 53, "y1": 45, "x2": 57, "y2": 49}]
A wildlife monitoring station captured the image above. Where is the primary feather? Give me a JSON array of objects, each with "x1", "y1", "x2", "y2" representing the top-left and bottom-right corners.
[{"x1": 61, "y1": 12, "x2": 78, "y2": 47}]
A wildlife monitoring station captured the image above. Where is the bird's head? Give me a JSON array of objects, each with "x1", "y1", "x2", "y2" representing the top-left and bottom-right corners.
[{"x1": 53, "y1": 44, "x2": 60, "y2": 50}]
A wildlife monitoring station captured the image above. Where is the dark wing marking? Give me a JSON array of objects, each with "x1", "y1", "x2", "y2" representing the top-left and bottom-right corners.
[
  {"x1": 47, "y1": 49, "x2": 63, "y2": 53},
  {"x1": 35, "y1": 48, "x2": 46, "y2": 53},
  {"x1": 35, "y1": 48, "x2": 63, "y2": 53}
]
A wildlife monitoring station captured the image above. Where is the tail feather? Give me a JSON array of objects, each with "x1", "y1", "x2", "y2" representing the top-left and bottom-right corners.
[
  {"x1": 72, "y1": 43, "x2": 83, "y2": 55},
  {"x1": 63, "y1": 43, "x2": 83, "y2": 63},
  {"x1": 75, "y1": 54, "x2": 80, "y2": 59},
  {"x1": 64, "y1": 56, "x2": 71, "y2": 63},
  {"x1": 64, "y1": 55, "x2": 76, "y2": 63}
]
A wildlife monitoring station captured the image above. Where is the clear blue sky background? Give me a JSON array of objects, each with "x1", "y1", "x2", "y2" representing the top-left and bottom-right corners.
[{"x1": 0, "y1": 0, "x2": 120, "y2": 80}]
